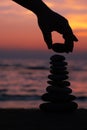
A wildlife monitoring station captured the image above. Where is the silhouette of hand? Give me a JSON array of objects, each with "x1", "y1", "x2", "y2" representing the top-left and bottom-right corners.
[
  {"x1": 12, "y1": 0, "x2": 78, "y2": 52},
  {"x1": 38, "y1": 12, "x2": 78, "y2": 52}
]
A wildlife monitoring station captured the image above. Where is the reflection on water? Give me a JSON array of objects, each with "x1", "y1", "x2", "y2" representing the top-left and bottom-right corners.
[{"x1": 0, "y1": 58, "x2": 87, "y2": 109}]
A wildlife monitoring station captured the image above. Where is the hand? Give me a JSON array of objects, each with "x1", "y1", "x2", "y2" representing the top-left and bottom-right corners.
[
  {"x1": 12, "y1": 0, "x2": 78, "y2": 52},
  {"x1": 38, "y1": 11, "x2": 78, "y2": 52}
]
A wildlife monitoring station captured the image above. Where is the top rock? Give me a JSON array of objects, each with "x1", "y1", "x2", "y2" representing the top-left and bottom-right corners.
[{"x1": 52, "y1": 43, "x2": 67, "y2": 53}]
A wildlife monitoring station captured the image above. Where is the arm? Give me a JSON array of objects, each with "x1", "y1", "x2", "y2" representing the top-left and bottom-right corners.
[{"x1": 12, "y1": 0, "x2": 31, "y2": 10}]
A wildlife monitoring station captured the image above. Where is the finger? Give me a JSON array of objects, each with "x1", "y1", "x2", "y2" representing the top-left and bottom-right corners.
[
  {"x1": 62, "y1": 21, "x2": 78, "y2": 42},
  {"x1": 42, "y1": 31, "x2": 52, "y2": 49},
  {"x1": 65, "y1": 40, "x2": 74, "y2": 52},
  {"x1": 72, "y1": 34, "x2": 78, "y2": 42}
]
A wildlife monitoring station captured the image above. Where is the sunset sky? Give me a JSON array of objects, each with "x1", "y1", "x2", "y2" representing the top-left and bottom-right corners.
[{"x1": 0, "y1": 0, "x2": 87, "y2": 53}]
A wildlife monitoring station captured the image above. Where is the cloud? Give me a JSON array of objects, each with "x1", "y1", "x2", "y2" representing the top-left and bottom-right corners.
[
  {"x1": 1, "y1": 0, "x2": 87, "y2": 18},
  {"x1": 0, "y1": 0, "x2": 33, "y2": 16},
  {"x1": 51, "y1": 0, "x2": 87, "y2": 14},
  {"x1": 44, "y1": 0, "x2": 87, "y2": 31},
  {"x1": 0, "y1": 0, "x2": 87, "y2": 35}
]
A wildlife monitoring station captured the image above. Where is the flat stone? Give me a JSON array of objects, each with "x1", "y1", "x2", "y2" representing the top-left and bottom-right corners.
[
  {"x1": 40, "y1": 102, "x2": 78, "y2": 112},
  {"x1": 46, "y1": 86, "x2": 72, "y2": 94},
  {"x1": 50, "y1": 61, "x2": 68, "y2": 66},
  {"x1": 41, "y1": 93, "x2": 76, "y2": 102},
  {"x1": 50, "y1": 70, "x2": 69, "y2": 75},
  {"x1": 52, "y1": 43, "x2": 68, "y2": 53},
  {"x1": 50, "y1": 55, "x2": 65, "y2": 61},
  {"x1": 48, "y1": 74, "x2": 68, "y2": 81},
  {"x1": 50, "y1": 66, "x2": 67, "y2": 70},
  {"x1": 47, "y1": 80, "x2": 71, "y2": 87}
]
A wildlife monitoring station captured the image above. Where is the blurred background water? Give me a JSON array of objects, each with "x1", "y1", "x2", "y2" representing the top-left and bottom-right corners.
[{"x1": 0, "y1": 53, "x2": 87, "y2": 109}]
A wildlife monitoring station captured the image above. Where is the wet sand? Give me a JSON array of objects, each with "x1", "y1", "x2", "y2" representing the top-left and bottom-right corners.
[{"x1": 0, "y1": 108, "x2": 87, "y2": 130}]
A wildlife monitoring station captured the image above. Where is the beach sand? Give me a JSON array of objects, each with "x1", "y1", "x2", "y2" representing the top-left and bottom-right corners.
[{"x1": 0, "y1": 108, "x2": 87, "y2": 130}]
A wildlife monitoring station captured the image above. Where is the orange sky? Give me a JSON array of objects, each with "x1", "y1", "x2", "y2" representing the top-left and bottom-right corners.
[{"x1": 0, "y1": 0, "x2": 87, "y2": 52}]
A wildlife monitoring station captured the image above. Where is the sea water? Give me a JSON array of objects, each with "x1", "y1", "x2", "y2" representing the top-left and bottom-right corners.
[{"x1": 0, "y1": 55, "x2": 87, "y2": 109}]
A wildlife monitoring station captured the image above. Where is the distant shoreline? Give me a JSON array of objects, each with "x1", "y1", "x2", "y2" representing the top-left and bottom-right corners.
[
  {"x1": 0, "y1": 50, "x2": 87, "y2": 60},
  {"x1": 0, "y1": 108, "x2": 87, "y2": 129}
]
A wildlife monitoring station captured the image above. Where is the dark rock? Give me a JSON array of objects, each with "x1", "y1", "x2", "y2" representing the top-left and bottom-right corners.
[
  {"x1": 48, "y1": 74, "x2": 68, "y2": 81},
  {"x1": 50, "y1": 61, "x2": 68, "y2": 66},
  {"x1": 40, "y1": 102, "x2": 78, "y2": 112},
  {"x1": 50, "y1": 65, "x2": 67, "y2": 70},
  {"x1": 50, "y1": 70, "x2": 69, "y2": 75},
  {"x1": 40, "y1": 54, "x2": 78, "y2": 113},
  {"x1": 41, "y1": 93, "x2": 76, "y2": 102},
  {"x1": 46, "y1": 86, "x2": 72, "y2": 94},
  {"x1": 52, "y1": 43, "x2": 68, "y2": 53},
  {"x1": 50, "y1": 55, "x2": 65, "y2": 61},
  {"x1": 47, "y1": 80, "x2": 71, "y2": 87}
]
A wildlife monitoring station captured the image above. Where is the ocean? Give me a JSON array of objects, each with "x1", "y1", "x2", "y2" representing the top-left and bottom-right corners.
[{"x1": 0, "y1": 52, "x2": 87, "y2": 109}]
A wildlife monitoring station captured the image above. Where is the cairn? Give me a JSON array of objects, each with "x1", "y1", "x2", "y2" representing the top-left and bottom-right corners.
[{"x1": 40, "y1": 54, "x2": 78, "y2": 113}]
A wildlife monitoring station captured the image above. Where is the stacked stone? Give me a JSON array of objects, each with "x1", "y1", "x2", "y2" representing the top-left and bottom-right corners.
[{"x1": 40, "y1": 55, "x2": 78, "y2": 113}]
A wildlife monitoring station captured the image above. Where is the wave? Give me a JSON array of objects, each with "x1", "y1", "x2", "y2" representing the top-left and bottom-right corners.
[
  {"x1": 0, "y1": 94, "x2": 41, "y2": 101},
  {"x1": 76, "y1": 96, "x2": 87, "y2": 101},
  {"x1": 0, "y1": 63, "x2": 48, "y2": 70},
  {"x1": 0, "y1": 63, "x2": 22, "y2": 68},
  {"x1": 1, "y1": 63, "x2": 87, "y2": 71},
  {"x1": 0, "y1": 94, "x2": 87, "y2": 102},
  {"x1": 70, "y1": 66, "x2": 87, "y2": 71},
  {"x1": 0, "y1": 89, "x2": 7, "y2": 93},
  {"x1": 25, "y1": 66, "x2": 48, "y2": 70},
  {"x1": 0, "y1": 64, "x2": 10, "y2": 67}
]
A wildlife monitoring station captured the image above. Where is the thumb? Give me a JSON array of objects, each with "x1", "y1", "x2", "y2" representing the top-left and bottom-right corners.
[{"x1": 73, "y1": 35, "x2": 78, "y2": 42}]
